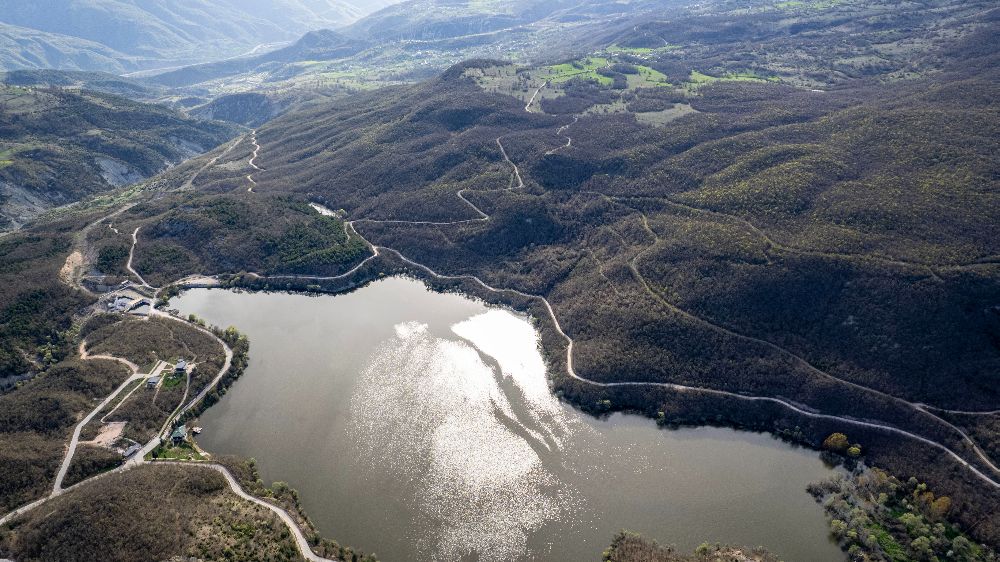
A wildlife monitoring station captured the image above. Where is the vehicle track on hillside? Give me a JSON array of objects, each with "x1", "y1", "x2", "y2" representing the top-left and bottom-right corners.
[
  {"x1": 52, "y1": 343, "x2": 143, "y2": 496},
  {"x1": 576, "y1": 189, "x2": 1000, "y2": 474},
  {"x1": 658, "y1": 198, "x2": 998, "y2": 276},
  {"x1": 4, "y1": 125, "x2": 330, "y2": 551},
  {"x1": 385, "y1": 245, "x2": 1000, "y2": 489},
  {"x1": 623, "y1": 211, "x2": 1000, "y2": 476},
  {"x1": 127, "y1": 227, "x2": 152, "y2": 288},
  {"x1": 181, "y1": 135, "x2": 244, "y2": 191},
  {"x1": 3, "y1": 316, "x2": 238, "y2": 521},
  {"x1": 545, "y1": 117, "x2": 578, "y2": 155},
  {"x1": 62, "y1": 203, "x2": 139, "y2": 293},
  {"x1": 352, "y1": 136, "x2": 523, "y2": 228},
  {"x1": 246, "y1": 130, "x2": 262, "y2": 192},
  {"x1": 524, "y1": 82, "x2": 547, "y2": 112}
]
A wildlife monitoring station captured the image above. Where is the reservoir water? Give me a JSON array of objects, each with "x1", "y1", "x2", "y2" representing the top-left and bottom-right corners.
[{"x1": 173, "y1": 277, "x2": 844, "y2": 562}]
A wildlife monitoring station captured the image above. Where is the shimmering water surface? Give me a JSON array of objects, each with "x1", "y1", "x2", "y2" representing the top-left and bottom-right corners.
[{"x1": 173, "y1": 277, "x2": 843, "y2": 562}]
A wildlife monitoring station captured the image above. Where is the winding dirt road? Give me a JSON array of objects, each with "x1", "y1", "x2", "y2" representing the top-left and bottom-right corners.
[
  {"x1": 53, "y1": 344, "x2": 143, "y2": 496},
  {"x1": 524, "y1": 82, "x2": 546, "y2": 112},
  {"x1": 127, "y1": 227, "x2": 151, "y2": 288},
  {"x1": 371, "y1": 245, "x2": 1000, "y2": 490},
  {"x1": 153, "y1": 95, "x2": 999, "y2": 490},
  {"x1": 181, "y1": 135, "x2": 243, "y2": 191},
  {"x1": 2, "y1": 132, "x2": 331, "y2": 561},
  {"x1": 246, "y1": 130, "x2": 262, "y2": 192},
  {"x1": 52, "y1": 372, "x2": 145, "y2": 495},
  {"x1": 545, "y1": 117, "x2": 578, "y2": 155},
  {"x1": 0, "y1": 314, "x2": 302, "y2": 554}
]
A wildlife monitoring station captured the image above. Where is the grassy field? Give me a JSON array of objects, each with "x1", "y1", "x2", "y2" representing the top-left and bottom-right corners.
[
  {"x1": 774, "y1": 0, "x2": 845, "y2": 10},
  {"x1": 544, "y1": 57, "x2": 612, "y2": 85},
  {"x1": 634, "y1": 103, "x2": 699, "y2": 126},
  {"x1": 630, "y1": 66, "x2": 671, "y2": 87},
  {"x1": 606, "y1": 44, "x2": 681, "y2": 55},
  {"x1": 161, "y1": 372, "x2": 184, "y2": 389},
  {"x1": 0, "y1": 144, "x2": 39, "y2": 169},
  {"x1": 150, "y1": 441, "x2": 207, "y2": 461},
  {"x1": 685, "y1": 70, "x2": 779, "y2": 92}
]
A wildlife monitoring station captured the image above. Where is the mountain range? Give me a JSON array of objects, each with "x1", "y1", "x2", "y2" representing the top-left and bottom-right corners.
[{"x1": 0, "y1": 0, "x2": 401, "y2": 73}]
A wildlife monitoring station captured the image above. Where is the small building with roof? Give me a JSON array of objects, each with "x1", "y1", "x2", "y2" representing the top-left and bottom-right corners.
[
  {"x1": 170, "y1": 425, "x2": 188, "y2": 446},
  {"x1": 146, "y1": 375, "x2": 160, "y2": 389},
  {"x1": 174, "y1": 360, "x2": 188, "y2": 375}
]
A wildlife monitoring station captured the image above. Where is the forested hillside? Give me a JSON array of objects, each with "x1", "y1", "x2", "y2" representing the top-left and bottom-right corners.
[
  {"x1": 603, "y1": 532, "x2": 779, "y2": 562},
  {"x1": 0, "y1": 85, "x2": 238, "y2": 229},
  {"x1": 0, "y1": 464, "x2": 306, "y2": 562}
]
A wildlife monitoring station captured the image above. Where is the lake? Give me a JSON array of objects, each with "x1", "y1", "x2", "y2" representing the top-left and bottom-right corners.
[{"x1": 172, "y1": 277, "x2": 844, "y2": 562}]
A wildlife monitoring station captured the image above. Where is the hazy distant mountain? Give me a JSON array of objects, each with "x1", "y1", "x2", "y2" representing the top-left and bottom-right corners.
[
  {"x1": 342, "y1": 0, "x2": 576, "y2": 41},
  {"x1": 0, "y1": 0, "x2": 403, "y2": 72},
  {"x1": 0, "y1": 21, "x2": 138, "y2": 74},
  {"x1": 149, "y1": 28, "x2": 369, "y2": 88}
]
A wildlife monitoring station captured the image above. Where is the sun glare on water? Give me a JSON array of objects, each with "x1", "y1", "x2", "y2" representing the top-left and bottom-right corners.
[{"x1": 350, "y1": 311, "x2": 579, "y2": 561}]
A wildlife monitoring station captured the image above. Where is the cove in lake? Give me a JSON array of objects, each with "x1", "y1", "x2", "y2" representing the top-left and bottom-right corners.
[{"x1": 172, "y1": 277, "x2": 844, "y2": 562}]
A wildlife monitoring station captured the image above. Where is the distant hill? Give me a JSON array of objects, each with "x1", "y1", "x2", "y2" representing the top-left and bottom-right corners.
[
  {"x1": 0, "y1": 21, "x2": 138, "y2": 74},
  {"x1": 0, "y1": 0, "x2": 403, "y2": 73},
  {"x1": 0, "y1": 85, "x2": 238, "y2": 229},
  {"x1": 139, "y1": 0, "x2": 662, "y2": 93},
  {"x1": 1, "y1": 69, "x2": 165, "y2": 100},
  {"x1": 340, "y1": 0, "x2": 576, "y2": 41},
  {"x1": 149, "y1": 29, "x2": 371, "y2": 88}
]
